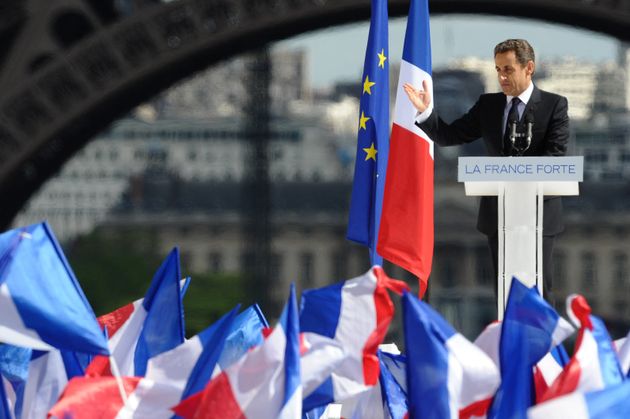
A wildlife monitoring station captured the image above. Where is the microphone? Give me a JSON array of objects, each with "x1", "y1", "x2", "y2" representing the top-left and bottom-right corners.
[{"x1": 508, "y1": 113, "x2": 518, "y2": 155}]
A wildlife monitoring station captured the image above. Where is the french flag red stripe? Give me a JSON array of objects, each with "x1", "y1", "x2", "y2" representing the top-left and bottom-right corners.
[
  {"x1": 172, "y1": 373, "x2": 244, "y2": 419},
  {"x1": 378, "y1": 123, "x2": 434, "y2": 296},
  {"x1": 49, "y1": 376, "x2": 141, "y2": 419}
]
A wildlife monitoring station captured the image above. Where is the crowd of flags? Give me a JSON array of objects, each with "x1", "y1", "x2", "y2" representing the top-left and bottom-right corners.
[{"x1": 2, "y1": 221, "x2": 630, "y2": 418}]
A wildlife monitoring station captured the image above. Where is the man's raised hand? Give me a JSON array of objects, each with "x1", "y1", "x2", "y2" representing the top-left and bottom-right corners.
[{"x1": 403, "y1": 80, "x2": 431, "y2": 113}]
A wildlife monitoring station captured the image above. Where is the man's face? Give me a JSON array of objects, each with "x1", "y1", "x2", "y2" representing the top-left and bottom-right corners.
[{"x1": 494, "y1": 51, "x2": 533, "y2": 97}]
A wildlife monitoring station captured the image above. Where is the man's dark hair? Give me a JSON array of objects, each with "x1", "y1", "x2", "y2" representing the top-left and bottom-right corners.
[{"x1": 494, "y1": 39, "x2": 535, "y2": 67}]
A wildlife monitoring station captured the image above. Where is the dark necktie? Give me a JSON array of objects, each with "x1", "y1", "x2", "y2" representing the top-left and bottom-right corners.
[{"x1": 503, "y1": 97, "x2": 521, "y2": 156}]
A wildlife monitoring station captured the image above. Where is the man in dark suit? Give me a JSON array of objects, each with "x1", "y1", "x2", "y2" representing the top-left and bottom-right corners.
[{"x1": 403, "y1": 39, "x2": 569, "y2": 300}]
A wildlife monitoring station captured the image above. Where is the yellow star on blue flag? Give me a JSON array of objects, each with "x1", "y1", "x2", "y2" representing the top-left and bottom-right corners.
[{"x1": 347, "y1": 0, "x2": 389, "y2": 266}]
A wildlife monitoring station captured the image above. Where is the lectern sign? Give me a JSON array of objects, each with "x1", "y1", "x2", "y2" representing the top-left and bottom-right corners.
[{"x1": 458, "y1": 156, "x2": 584, "y2": 182}]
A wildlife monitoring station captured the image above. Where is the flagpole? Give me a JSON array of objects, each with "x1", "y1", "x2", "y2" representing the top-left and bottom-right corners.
[{"x1": 108, "y1": 354, "x2": 128, "y2": 404}]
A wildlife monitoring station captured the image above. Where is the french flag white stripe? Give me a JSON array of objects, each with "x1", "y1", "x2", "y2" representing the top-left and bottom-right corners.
[
  {"x1": 116, "y1": 336, "x2": 206, "y2": 418},
  {"x1": 446, "y1": 350, "x2": 462, "y2": 419},
  {"x1": 116, "y1": 379, "x2": 180, "y2": 419},
  {"x1": 0, "y1": 283, "x2": 53, "y2": 351},
  {"x1": 301, "y1": 333, "x2": 345, "y2": 397},
  {"x1": 109, "y1": 300, "x2": 147, "y2": 376},
  {"x1": 330, "y1": 272, "x2": 378, "y2": 396},
  {"x1": 576, "y1": 329, "x2": 606, "y2": 391},
  {"x1": 527, "y1": 392, "x2": 589, "y2": 419},
  {"x1": 447, "y1": 333, "x2": 500, "y2": 409},
  {"x1": 551, "y1": 317, "x2": 574, "y2": 348},
  {"x1": 393, "y1": 60, "x2": 434, "y2": 159},
  {"x1": 537, "y1": 352, "x2": 564, "y2": 387},
  {"x1": 20, "y1": 350, "x2": 68, "y2": 419},
  {"x1": 278, "y1": 386, "x2": 302, "y2": 419},
  {"x1": 616, "y1": 334, "x2": 630, "y2": 375},
  {"x1": 227, "y1": 323, "x2": 287, "y2": 417}
]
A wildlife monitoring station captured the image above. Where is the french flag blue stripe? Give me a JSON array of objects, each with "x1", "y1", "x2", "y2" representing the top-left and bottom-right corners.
[
  {"x1": 281, "y1": 284, "x2": 301, "y2": 406},
  {"x1": 585, "y1": 381, "x2": 630, "y2": 418},
  {"x1": 0, "y1": 375, "x2": 11, "y2": 419},
  {"x1": 134, "y1": 248, "x2": 185, "y2": 376},
  {"x1": 299, "y1": 281, "x2": 343, "y2": 339},
  {"x1": 401, "y1": 0, "x2": 431, "y2": 74},
  {"x1": 181, "y1": 305, "x2": 240, "y2": 400},
  {"x1": 403, "y1": 292, "x2": 451, "y2": 418},
  {"x1": 303, "y1": 377, "x2": 334, "y2": 412},
  {"x1": 590, "y1": 316, "x2": 624, "y2": 386},
  {"x1": 218, "y1": 304, "x2": 268, "y2": 370}
]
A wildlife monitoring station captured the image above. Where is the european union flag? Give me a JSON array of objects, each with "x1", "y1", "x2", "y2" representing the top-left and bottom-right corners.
[{"x1": 347, "y1": 0, "x2": 389, "y2": 265}]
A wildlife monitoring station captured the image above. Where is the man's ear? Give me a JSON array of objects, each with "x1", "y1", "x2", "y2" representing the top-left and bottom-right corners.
[{"x1": 526, "y1": 60, "x2": 535, "y2": 76}]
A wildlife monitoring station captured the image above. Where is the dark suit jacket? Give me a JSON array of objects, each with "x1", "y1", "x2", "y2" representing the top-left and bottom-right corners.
[{"x1": 418, "y1": 86, "x2": 570, "y2": 235}]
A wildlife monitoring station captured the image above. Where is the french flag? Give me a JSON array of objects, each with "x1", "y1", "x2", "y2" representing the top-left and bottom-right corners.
[
  {"x1": 403, "y1": 292, "x2": 500, "y2": 419},
  {"x1": 488, "y1": 278, "x2": 574, "y2": 419},
  {"x1": 300, "y1": 266, "x2": 408, "y2": 410},
  {"x1": 528, "y1": 380, "x2": 630, "y2": 419},
  {"x1": 0, "y1": 222, "x2": 109, "y2": 355},
  {"x1": 539, "y1": 294, "x2": 623, "y2": 403},
  {"x1": 377, "y1": 0, "x2": 434, "y2": 296},
  {"x1": 85, "y1": 248, "x2": 185, "y2": 377},
  {"x1": 173, "y1": 284, "x2": 302, "y2": 419}
]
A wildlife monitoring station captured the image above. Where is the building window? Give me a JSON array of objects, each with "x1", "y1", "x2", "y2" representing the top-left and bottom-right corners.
[
  {"x1": 581, "y1": 251, "x2": 597, "y2": 292},
  {"x1": 271, "y1": 253, "x2": 282, "y2": 280},
  {"x1": 553, "y1": 250, "x2": 567, "y2": 290},
  {"x1": 612, "y1": 252, "x2": 628, "y2": 289},
  {"x1": 209, "y1": 252, "x2": 222, "y2": 273},
  {"x1": 332, "y1": 251, "x2": 347, "y2": 281},
  {"x1": 301, "y1": 252, "x2": 314, "y2": 288},
  {"x1": 475, "y1": 246, "x2": 493, "y2": 286}
]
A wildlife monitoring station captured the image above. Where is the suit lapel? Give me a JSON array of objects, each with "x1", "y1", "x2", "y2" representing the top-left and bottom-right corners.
[{"x1": 524, "y1": 85, "x2": 542, "y2": 117}]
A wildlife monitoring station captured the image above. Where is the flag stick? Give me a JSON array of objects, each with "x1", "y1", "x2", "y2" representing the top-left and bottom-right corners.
[{"x1": 109, "y1": 355, "x2": 128, "y2": 404}]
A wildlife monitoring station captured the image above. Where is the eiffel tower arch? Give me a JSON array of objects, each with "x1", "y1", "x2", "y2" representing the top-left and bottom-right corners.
[{"x1": 0, "y1": 0, "x2": 629, "y2": 227}]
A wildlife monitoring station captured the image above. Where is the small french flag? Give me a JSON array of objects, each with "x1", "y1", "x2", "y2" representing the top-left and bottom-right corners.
[
  {"x1": 403, "y1": 292, "x2": 500, "y2": 419},
  {"x1": 299, "y1": 266, "x2": 408, "y2": 410},
  {"x1": 0, "y1": 222, "x2": 108, "y2": 355},
  {"x1": 173, "y1": 284, "x2": 302, "y2": 418}
]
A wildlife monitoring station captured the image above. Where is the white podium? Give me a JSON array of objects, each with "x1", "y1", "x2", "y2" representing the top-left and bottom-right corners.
[{"x1": 458, "y1": 156, "x2": 583, "y2": 319}]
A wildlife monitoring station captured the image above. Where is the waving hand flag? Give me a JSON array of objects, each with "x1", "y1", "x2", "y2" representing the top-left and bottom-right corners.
[
  {"x1": 300, "y1": 266, "x2": 408, "y2": 411},
  {"x1": 0, "y1": 222, "x2": 108, "y2": 355},
  {"x1": 488, "y1": 278, "x2": 574, "y2": 419},
  {"x1": 403, "y1": 292, "x2": 500, "y2": 419},
  {"x1": 377, "y1": 0, "x2": 434, "y2": 296},
  {"x1": 347, "y1": 0, "x2": 389, "y2": 265},
  {"x1": 85, "y1": 248, "x2": 185, "y2": 377},
  {"x1": 539, "y1": 294, "x2": 623, "y2": 403}
]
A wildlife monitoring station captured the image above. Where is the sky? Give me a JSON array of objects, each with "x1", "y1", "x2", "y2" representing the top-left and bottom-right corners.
[{"x1": 275, "y1": 14, "x2": 620, "y2": 88}]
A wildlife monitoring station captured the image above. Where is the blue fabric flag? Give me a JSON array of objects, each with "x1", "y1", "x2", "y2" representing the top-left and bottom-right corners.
[
  {"x1": 346, "y1": 0, "x2": 389, "y2": 265},
  {"x1": 379, "y1": 350, "x2": 408, "y2": 419},
  {"x1": 489, "y1": 278, "x2": 573, "y2": 419},
  {"x1": 0, "y1": 375, "x2": 11, "y2": 419},
  {"x1": 134, "y1": 247, "x2": 186, "y2": 376},
  {"x1": 0, "y1": 222, "x2": 109, "y2": 355},
  {"x1": 218, "y1": 304, "x2": 268, "y2": 370}
]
